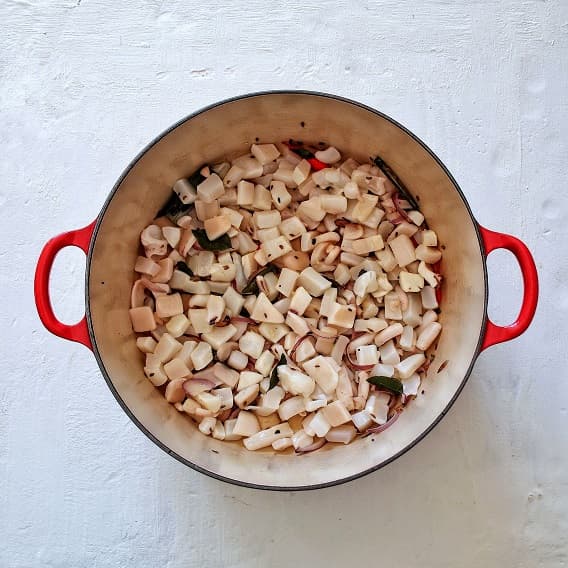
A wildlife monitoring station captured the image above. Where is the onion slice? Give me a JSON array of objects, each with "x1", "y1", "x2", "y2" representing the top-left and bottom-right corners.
[
  {"x1": 130, "y1": 279, "x2": 146, "y2": 308},
  {"x1": 344, "y1": 348, "x2": 375, "y2": 371},
  {"x1": 217, "y1": 408, "x2": 232, "y2": 422},
  {"x1": 365, "y1": 412, "x2": 400, "y2": 435},
  {"x1": 392, "y1": 194, "x2": 413, "y2": 223},
  {"x1": 345, "y1": 358, "x2": 375, "y2": 372},
  {"x1": 290, "y1": 333, "x2": 311, "y2": 361},
  {"x1": 295, "y1": 438, "x2": 327, "y2": 454},
  {"x1": 231, "y1": 316, "x2": 256, "y2": 324},
  {"x1": 183, "y1": 379, "x2": 215, "y2": 397},
  {"x1": 140, "y1": 278, "x2": 170, "y2": 297},
  {"x1": 308, "y1": 325, "x2": 336, "y2": 339},
  {"x1": 389, "y1": 216, "x2": 405, "y2": 225},
  {"x1": 192, "y1": 367, "x2": 223, "y2": 383},
  {"x1": 350, "y1": 330, "x2": 366, "y2": 341}
]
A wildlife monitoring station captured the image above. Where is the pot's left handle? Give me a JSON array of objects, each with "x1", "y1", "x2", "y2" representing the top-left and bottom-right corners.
[{"x1": 34, "y1": 220, "x2": 97, "y2": 350}]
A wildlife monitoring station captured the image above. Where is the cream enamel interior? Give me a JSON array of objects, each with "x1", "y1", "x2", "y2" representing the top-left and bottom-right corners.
[{"x1": 87, "y1": 92, "x2": 486, "y2": 489}]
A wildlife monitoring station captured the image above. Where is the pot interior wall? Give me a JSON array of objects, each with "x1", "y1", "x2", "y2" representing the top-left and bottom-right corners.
[{"x1": 88, "y1": 93, "x2": 485, "y2": 488}]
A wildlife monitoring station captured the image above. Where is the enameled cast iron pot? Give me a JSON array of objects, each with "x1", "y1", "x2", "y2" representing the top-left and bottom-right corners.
[{"x1": 34, "y1": 91, "x2": 538, "y2": 490}]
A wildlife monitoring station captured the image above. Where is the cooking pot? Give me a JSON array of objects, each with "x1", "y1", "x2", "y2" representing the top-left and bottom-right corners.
[{"x1": 34, "y1": 91, "x2": 538, "y2": 490}]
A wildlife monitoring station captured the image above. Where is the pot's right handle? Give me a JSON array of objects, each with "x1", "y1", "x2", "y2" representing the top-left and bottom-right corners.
[
  {"x1": 479, "y1": 225, "x2": 538, "y2": 350},
  {"x1": 34, "y1": 220, "x2": 97, "y2": 349}
]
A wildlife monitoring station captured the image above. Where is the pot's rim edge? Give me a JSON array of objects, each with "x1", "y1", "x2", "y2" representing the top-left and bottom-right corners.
[{"x1": 84, "y1": 89, "x2": 488, "y2": 491}]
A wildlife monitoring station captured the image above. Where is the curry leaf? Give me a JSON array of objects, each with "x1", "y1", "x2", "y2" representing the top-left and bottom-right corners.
[
  {"x1": 322, "y1": 275, "x2": 341, "y2": 289},
  {"x1": 175, "y1": 261, "x2": 193, "y2": 276},
  {"x1": 155, "y1": 166, "x2": 206, "y2": 222},
  {"x1": 294, "y1": 147, "x2": 314, "y2": 159},
  {"x1": 188, "y1": 169, "x2": 206, "y2": 188},
  {"x1": 192, "y1": 229, "x2": 232, "y2": 251},
  {"x1": 241, "y1": 264, "x2": 279, "y2": 295},
  {"x1": 156, "y1": 192, "x2": 191, "y2": 222},
  {"x1": 269, "y1": 354, "x2": 287, "y2": 390},
  {"x1": 367, "y1": 375, "x2": 404, "y2": 395}
]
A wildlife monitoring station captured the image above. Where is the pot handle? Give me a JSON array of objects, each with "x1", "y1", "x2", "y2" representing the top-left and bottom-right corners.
[
  {"x1": 479, "y1": 225, "x2": 538, "y2": 350},
  {"x1": 34, "y1": 220, "x2": 97, "y2": 350}
]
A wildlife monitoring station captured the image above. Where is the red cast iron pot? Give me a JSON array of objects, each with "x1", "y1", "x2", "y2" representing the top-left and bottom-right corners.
[{"x1": 34, "y1": 91, "x2": 538, "y2": 490}]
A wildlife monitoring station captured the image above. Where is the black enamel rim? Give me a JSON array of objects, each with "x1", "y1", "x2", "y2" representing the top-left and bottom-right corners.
[{"x1": 85, "y1": 90, "x2": 488, "y2": 491}]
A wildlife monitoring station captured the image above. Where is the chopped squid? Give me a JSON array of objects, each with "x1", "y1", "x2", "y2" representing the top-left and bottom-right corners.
[{"x1": 129, "y1": 142, "x2": 443, "y2": 453}]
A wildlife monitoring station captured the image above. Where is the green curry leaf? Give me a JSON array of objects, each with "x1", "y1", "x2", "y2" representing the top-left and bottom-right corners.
[{"x1": 367, "y1": 375, "x2": 404, "y2": 395}]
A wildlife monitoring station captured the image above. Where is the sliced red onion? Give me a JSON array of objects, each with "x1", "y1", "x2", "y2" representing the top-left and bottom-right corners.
[
  {"x1": 390, "y1": 216, "x2": 405, "y2": 225},
  {"x1": 344, "y1": 349, "x2": 375, "y2": 371},
  {"x1": 217, "y1": 408, "x2": 232, "y2": 422},
  {"x1": 308, "y1": 325, "x2": 336, "y2": 339},
  {"x1": 295, "y1": 438, "x2": 327, "y2": 454},
  {"x1": 184, "y1": 334, "x2": 201, "y2": 341},
  {"x1": 436, "y1": 359, "x2": 449, "y2": 374},
  {"x1": 430, "y1": 261, "x2": 444, "y2": 304},
  {"x1": 392, "y1": 195, "x2": 413, "y2": 223},
  {"x1": 183, "y1": 379, "x2": 215, "y2": 397},
  {"x1": 345, "y1": 359, "x2": 375, "y2": 372},
  {"x1": 130, "y1": 279, "x2": 146, "y2": 308},
  {"x1": 230, "y1": 316, "x2": 255, "y2": 324},
  {"x1": 140, "y1": 278, "x2": 170, "y2": 297},
  {"x1": 290, "y1": 334, "x2": 311, "y2": 361},
  {"x1": 191, "y1": 366, "x2": 223, "y2": 384},
  {"x1": 365, "y1": 412, "x2": 400, "y2": 435},
  {"x1": 257, "y1": 275, "x2": 270, "y2": 297},
  {"x1": 350, "y1": 330, "x2": 365, "y2": 341}
]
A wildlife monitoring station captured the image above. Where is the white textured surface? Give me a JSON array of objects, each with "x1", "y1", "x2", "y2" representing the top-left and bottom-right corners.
[{"x1": 1, "y1": 1, "x2": 567, "y2": 566}]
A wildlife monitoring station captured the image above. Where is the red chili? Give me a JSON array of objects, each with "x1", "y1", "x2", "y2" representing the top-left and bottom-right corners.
[
  {"x1": 282, "y1": 141, "x2": 327, "y2": 171},
  {"x1": 307, "y1": 157, "x2": 327, "y2": 171}
]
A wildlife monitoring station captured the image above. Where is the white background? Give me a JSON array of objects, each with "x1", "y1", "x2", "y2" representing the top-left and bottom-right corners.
[{"x1": 1, "y1": 1, "x2": 566, "y2": 566}]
